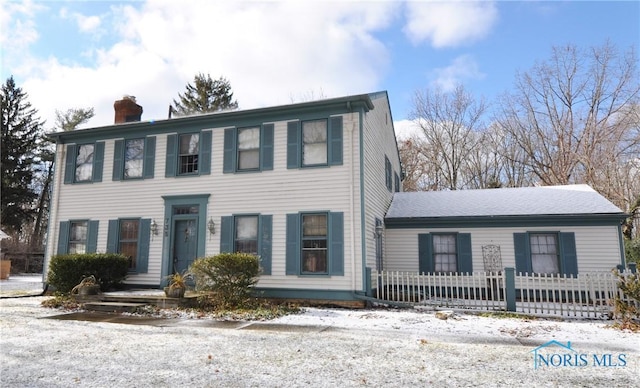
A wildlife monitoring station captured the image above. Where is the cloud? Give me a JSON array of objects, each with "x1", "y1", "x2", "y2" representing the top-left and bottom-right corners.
[
  {"x1": 12, "y1": 1, "x2": 398, "y2": 129},
  {"x1": 403, "y1": 0, "x2": 498, "y2": 48},
  {"x1": 394, "y1": 119, "x2": 422, "y2": 140},
  {"x1": 430, "y1": 55, "x2": 485, "y2": 91},
  {"x1": 0, "y1": 0, "x2": 43, "y2": 51}
]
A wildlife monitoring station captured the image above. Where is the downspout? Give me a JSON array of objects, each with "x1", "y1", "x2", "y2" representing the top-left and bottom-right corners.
[
  {"x1": 359, "y1": 107, "x2": 367, "y2": 293},
  {"x1": 349, "y1": 113, "x2": 356, "y2": 292}
]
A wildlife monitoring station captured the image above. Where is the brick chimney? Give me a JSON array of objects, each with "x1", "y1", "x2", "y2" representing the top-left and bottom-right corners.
[{"x1": 114, "y1": 95, "x2": 143, "y2": 124}]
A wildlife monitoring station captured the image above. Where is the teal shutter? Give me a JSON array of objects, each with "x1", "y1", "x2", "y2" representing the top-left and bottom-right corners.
[
  {"x1": 223, "y1": 128, "x2": 237, "y2": 173},
  {"x1": 394, "y1": 173, "x2": 400, "y2": 192},
  {"x1": 64, "y1": 144, "x2": 76, "y2": 184},
  {"x1": 220, "y1": 216, "x2": 233, "y2": 253},
  {"x1": 287, "y1": 121, "x2": 300, "y2": 169},
  {"x1": 513, "y1": 233, "x2": 531, "y2": 275},
  {"x1": 137, "y1": 219, "x2": 151, "y2": 273},
  {"x1": 329, "y1": 116, "x2": 343, "y2": 165},
  {"x1": 92, "y1": 142, "x2": 104, "y2": 182},
  {"x1": 57, "y1": 221, "x2": 70, "y2": 254},
  {"x1": 285, "y1": 213, "x2": 300, "y2": 274},
  {"x1": 418, "y1": 234, "x2": 433, "y2": 274},
  {"x1": 329, "y1": 212, "x2": 344, "y2": 276},
  {"x1": 457, "y1": 233, "x2": 473, "y2": 274},
  {"x1": 165, "y1": 134, "x2": 177, "y2": 177},
  {"x1": 112, "y1": 140, "x2": 124, "y2": 181},
  {"x1": 559, "y1": 232, "x2": 578, "y2": 277},
  {"x1": 259, "y1": 215, "x2": 273, "y2": 275},
  {"x1": 143, "y1": 136, "x2": 156, "y2": 179},
  {"x1": 261, "y1": 124, "x2": 274, "y2": 170},
  {"x1": 199, "y1": 130, "x2": 212, "y2": 175},
  {"x1": 106, "y1": 220, "x2": 119, "y2": 253},
  {"x1": 87, "y1": 220, "x2": 99, "y2": 253}
]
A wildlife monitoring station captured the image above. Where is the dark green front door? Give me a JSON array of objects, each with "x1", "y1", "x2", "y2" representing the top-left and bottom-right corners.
[{"x1": 172, "y1": 217, "x2": 198, "y2": 274}]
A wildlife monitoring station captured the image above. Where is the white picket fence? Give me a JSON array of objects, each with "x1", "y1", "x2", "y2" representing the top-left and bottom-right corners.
[{"x1": 372, "y1": 270, "x2": 634, "y2": 319}]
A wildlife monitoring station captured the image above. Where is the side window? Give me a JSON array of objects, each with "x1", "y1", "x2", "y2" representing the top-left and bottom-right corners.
[
  {"x1": 124, "y1": 139, "x2": 144, "y2": 179},
  {"x1": 385, "y1": 156, "x2": 392, "y2": 191},
  {"x1": 286, "y1": 212, "x2": 344, "y2": 276},
  {"x1": 64, "y1": 143, "x2": 105, "y2": 184},
  {"x1": 179, "y1": 133, "x2": 199, "y2": 174},
  {"x1": 106, "y1": 218, "x2": 151, "y2": 273},
  {"x1": 302, "y1": 119, "x2": 328, "y2": 166},
  {"x1": 394, "y1": 172, "x2": 400, "y2": 193}
]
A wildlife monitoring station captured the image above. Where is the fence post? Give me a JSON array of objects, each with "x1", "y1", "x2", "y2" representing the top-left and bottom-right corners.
[{"x1": 505, "y1": 267, "x2": 516, "y2": 312}]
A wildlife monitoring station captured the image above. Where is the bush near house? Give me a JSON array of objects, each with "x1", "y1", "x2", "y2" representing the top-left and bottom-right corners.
[
  {"x1": 624, "y1": 238, "x2": 640, "y2": 266},
  {"x1": 47, "y1": 253, "x2": 129, "y2": 293},
  {"x1": 189, "y1": 253, "x2": 260, "y2": 309},
  {"x1": 611, "y1": 269, "x2": 640, "y2": 332}
]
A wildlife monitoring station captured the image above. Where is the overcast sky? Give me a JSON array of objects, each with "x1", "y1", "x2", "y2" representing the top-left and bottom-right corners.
[{"x1": 1, "y1": 0, "x2": 638, "y2": 137}]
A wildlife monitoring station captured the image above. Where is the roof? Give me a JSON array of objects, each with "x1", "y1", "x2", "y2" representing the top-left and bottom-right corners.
[
  {"x1": 47, "y1": 91, "x2": 382, "y2": 143},
  {"x1": 385, "y1": 185, "x2": 626, "y2": 227}
]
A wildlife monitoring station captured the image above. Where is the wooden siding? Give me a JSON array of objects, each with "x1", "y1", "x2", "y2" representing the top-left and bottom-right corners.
[
  {"x1": 361, "y1": 95, "x2": 400, "y2": 272},
  {"x1": 384, "y1": 226, "x2": 622, "y2": 273},
  {"x1": 47, "y1": 113, "x2": 365, "y2": 291}
]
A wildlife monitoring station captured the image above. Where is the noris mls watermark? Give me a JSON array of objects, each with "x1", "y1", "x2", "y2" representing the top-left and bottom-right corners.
[{"x1": 531, "y1": 340, "x2": 627, "y2": 369}]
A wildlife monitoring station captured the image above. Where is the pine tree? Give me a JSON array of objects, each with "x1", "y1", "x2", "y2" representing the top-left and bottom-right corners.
[
  {"x1": 172, "y1": 74, "x2": 238, "y2": 116},
  {"x1": 1, "y1": 76, "x2": 44, "y2": 234}
]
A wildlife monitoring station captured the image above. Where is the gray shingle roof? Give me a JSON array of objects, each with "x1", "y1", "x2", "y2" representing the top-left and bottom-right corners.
[{"x1": 386, "y1": 185, "x2": 624, "y2": 219}]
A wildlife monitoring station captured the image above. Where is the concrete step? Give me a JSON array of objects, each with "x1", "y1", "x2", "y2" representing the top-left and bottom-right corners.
[{"x1": 84, "y1": 301, "x2": 148, "y2": 313}]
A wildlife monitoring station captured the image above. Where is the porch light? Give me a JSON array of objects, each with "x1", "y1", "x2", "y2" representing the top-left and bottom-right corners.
[
  {"x1": 150, "y1": 219, "x2": 158, "y2": 236},
  {"x1": 208, "y1": 218, "x2": 216, "y2": 235}
]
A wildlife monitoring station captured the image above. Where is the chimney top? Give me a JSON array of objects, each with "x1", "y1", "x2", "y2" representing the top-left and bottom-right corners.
[{"x1": 114, "y1": 95, "x2": 143, "y2": 124}]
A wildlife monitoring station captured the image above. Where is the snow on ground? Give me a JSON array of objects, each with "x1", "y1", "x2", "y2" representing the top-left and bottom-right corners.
[{"x1": 1, "y1": 296, "x2": 638, "y2": 387}]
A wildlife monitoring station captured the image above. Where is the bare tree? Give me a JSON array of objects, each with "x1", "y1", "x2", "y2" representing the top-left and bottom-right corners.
[
  {"x1": 409, "y1": 85, "x2": 489, "y2": 190},
  {"x1": 495, "y1": 42, "x2": 640, "y2": 190},
  {"x1": 398, "y1": 136, "x2": 432, "y2": 191}
]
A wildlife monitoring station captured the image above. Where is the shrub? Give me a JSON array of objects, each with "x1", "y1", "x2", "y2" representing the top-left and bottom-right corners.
[
  {"x1": 189, "y1": 253, "x2": 260, "y2": 308},
  {"x1": 47, "y1": 253, "x2": 129, "y2": 293},
  {"x1": 624, "y1": 238, "x2": 640, "y2": 266},
  {"x1": 611, "y1": 269, "x2": 640, "y2": 331}
]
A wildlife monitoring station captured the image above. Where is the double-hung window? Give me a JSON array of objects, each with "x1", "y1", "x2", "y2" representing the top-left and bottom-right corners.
[
  {"x1": 118, "y1": 219, "x2": 140, "y2": 270},
  {"x1": 513, "y1": 232, "x2": 577, "y2": 277},
  {"x1": 433, "y1": 234, "x2": 457, "y2": 273},
  {"x1": 179, "y1": 133, "x2": 199, "y2": 174},
  {"x1": 235, "y1": 215, "x2": 258, "y2": 254},
  {"x1": 124, "y1": 139, "x2": 144, "y2": 179},
  {"x1": 385, "y1": 156, "x2": 392, "y2": 191},
  {"x1": 106, "y1": 218, "x2": 151, "y2": 273},
  {"x1": 69, "y1": 221, "x2": 88, "y2": 254},
  {"x1": 285, "y1": 212, "x2": 344, "y2": 276},
  {"x1": 237, "y1": 127, "x2": 260, "y2": 170},
  {"x1": 75, "y1": 145, "x2": 94, "y2": 182},
  {"x1": 302, "y1": 120, "x2": 328, "y2": 166},
  {"x1": 301, "y1": 214, "x2": 328, "y2": 273},
  {"x1": 64, "y1": 142, "x2": 105, "y2": 184}
]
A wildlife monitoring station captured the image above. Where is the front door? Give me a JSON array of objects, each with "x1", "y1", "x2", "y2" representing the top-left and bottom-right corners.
[{"x1": 172, "y1": 217, "x2": 198, "y2": 274}]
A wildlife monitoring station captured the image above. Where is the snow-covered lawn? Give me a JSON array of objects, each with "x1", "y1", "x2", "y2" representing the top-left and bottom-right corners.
[{"x1": 0, "y1": 297, "x2": 638, "y2": 387}]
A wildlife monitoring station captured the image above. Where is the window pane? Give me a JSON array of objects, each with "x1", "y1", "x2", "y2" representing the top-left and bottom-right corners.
[
  {"x1": 530, "y1": 234, "x2": 559, "y2": 274},
  {"x1": 433, "y1": 234, "x2": 457, "y2": 273},
  {"x1": 303, "y1": 215, "x2": 327, "y2": 237},
  {"x1": 302, "y1": 250, "x2": 327, "y2": 273},
  {"x1": 301, "y1": 214, "x2": 328, "y2": 273},
  {"x1": 119, "y1": 220, "x2": 139, "y2": 240},
  {"x1": 238, "y1": 127, "x2": 260, "y2": 150},
  {"x1": 235, "y1": 216, "x2": 258, "y2": 254},
  {"x1": 302, "y1": 120, "x2": 327, "y2": 165},
  {"x1": 125, "y1": 139, "x2": 144, "y2": 178},
  {"x1": 69, "y1": 221, "x2": 88, "y2": 254},
  {"x1": 75, "y1": 145, "x2": 94, "y2": 181},
  {"x1": 180, "y1": 134, "x2": 199, "y2": 154},
  {"x1": 120, "y1": 242, "x2": 138, "y2": 269},
  {"x1": 239, "y1": 150, "x2": 260, "y2": 170},
  {"x1": 119, "y1": 220, "x2": 139, "y2": 270}
]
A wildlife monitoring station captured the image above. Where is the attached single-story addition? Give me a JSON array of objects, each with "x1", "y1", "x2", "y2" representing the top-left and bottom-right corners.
[{"x1": 383, "y1": 185, "x2": 628, "y2": 276}]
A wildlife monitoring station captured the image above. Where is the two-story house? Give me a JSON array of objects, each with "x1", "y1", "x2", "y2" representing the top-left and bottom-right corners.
[{"x1": 45, "y1": 92, "x2": 401, "y2": 303}]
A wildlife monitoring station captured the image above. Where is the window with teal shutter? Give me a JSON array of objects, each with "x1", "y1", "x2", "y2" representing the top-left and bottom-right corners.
[
  {"x1": 63, "y1": 142, "x2": 105, "y2": 184},
  {"x1": 219, "y1": 214, "x2": 272, "y2": 275},
  {"x1": 58, "y1": 220, "x2": 98, "y2": 254},
  {"x1": 106, "y1": 218, "x2": 151, "y2": 273},
  {"x1": 223, "y1": 124, "x2": 274, "y2": 173},
  {"x1": 286, "y1": 211, "x2": 344, "y2": 276},
  {"x1": 418, "y1": 233, "x2": 472, "y2": 274},
  {"x1": 287, "y1": 116, "x2": 343, "y2": 169},
  {"x1": 513, "y1": 232, "x2": 577, "y2": 276},
  {"x1": 165, "y1": 131, "x2": 211, "y2": 177}
]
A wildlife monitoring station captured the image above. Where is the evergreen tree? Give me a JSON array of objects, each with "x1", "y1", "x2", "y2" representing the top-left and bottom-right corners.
[
  {"x1": 1, "y1": 76, "x2": 44, "y2": 234},
  {"x1": 172, "y1": 74, "x2": 238, "y2": 116}
]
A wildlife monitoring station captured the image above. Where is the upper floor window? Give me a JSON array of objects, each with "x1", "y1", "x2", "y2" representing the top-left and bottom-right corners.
[
  {"x1": 238, "y1": 127, "x2": 260, "y2": 170},
  {"x1": 385, "y1": 156, "x2": 392, "y2": 191},
  {"x1": 287, "y1": 116, "x2": 343, "y2": 169},
  {"x1": 179, "y1": 133, "x2": 199, "y2": 174},
  {"x1": 75, "y1": 145, "x2": 94, "y2": 182},
  {"x1": 165, "y1": 131, "x2": 211, "y2": 177},
  {"x1": 302, "y1": 119, "x2": 328, "y2": 166},
  {"x1": 113, "y1": 137, "x2": 156, "y2": 181},
  {"x1": 64, "y1": 143, "x2": 105, "y2": 184},
  {"x1": 124, "y1": 139, "x2": 144, "y2": 179}
]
